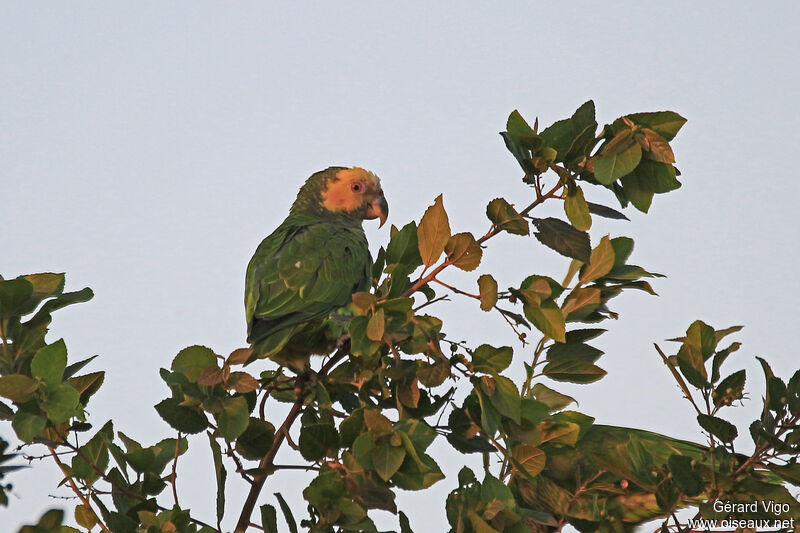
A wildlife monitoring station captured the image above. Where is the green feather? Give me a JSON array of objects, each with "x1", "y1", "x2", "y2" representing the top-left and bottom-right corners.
[{"x1": 244, "y1": 169, "x2": 373, "y2": 366}]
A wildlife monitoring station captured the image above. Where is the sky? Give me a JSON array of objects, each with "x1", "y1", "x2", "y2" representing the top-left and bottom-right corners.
[{"x1": 2, "y1": 2, "x2": 799, "y2": 531}]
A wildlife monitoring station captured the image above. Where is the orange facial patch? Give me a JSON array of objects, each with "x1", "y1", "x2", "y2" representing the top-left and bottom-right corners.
[{"x1": 321, "y1": 167, "x2": 381, "y2": 213}]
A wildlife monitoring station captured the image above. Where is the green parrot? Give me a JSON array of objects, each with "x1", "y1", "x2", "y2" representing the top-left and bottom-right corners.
[{"x1": 244, "y1": 166, "x2": 388, "y2": 368}]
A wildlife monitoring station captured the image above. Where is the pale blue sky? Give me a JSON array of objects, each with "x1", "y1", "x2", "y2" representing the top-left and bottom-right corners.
[{"x1": 2, "y1": 3, "x2": 799, "y2": 531}]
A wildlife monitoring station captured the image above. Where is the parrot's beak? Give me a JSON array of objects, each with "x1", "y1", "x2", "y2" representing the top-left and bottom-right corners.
[{"x1": 367, "y1": 193, "x2": 389, "y2": 228}]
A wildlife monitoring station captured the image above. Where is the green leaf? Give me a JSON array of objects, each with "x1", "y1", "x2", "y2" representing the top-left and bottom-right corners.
[
  {"x1": 481, "y1": 472, "x2": 515, "y2": 507},
  {"x1": 565, "y1": 328, "x2": 606, "y2": 344},
  {"x1": 546, "y1": 342, "x2": 603, "y2": 363},
  {"x1": 543, "y1": 359, "x2": 607, "y2": 384},
  {"x1": 68, "y1": 371, "x2": 105, "y2": 405},
  {"x1": 63, "y1": 355, "x2": 99, "y2": 380},
  {"x1": 523, "y1": 300, "x2": 566, "y2": 343},
  {"x1": 488, "y1": 376, "x2": 521, "y2": 424},
  {"x1": 609, "y1": 236, "x2": 634, "y2": 267},
  {"x1": 595, "y1": 133, "x2": 642, "y2": 184},
  {"x1": 668, "y1": 454, "x2": 704, "y2": 496},
  {"x1": 712, "y1": 369, "x2": 746, "y2": 408},
  {"x1": 538, "y1": 420, "x2": 580, "y2": 445},
  {"x1": 445, "y1": 232, "x2": 482, "y2": 271},
  {"x1": 507, "y1": 110, "x2": 536, "y2": 139},
  {"x1": 697, "y1": 414, "x2": 738, "y2": 442},
  {"x1": 373, "y1": 439, "x2": 406, "y2": 481},
  {"x1": 540, "y1": 100, "x2": 597, "y2": 162},
  {"x1": 561, "y1": 287, "x2": 601, "y2": 320},
  {"x1": 31, "y1": 340, "x2": 68, "y2": 387},
  {"x1": 789, "y1": 370, "x2": 800, "y2": 416},
  {"x1": 579, "y1": 236, "x2": 615, "y2": 284},
  {"x1": 385, "y1": 222, "x2": 422, "y2": 268},
  {"x1": 474, "y1": 388, "x2": 501, "y2": 436},
  {"x1": 391, "y1": 451, "x2": 443, "y2": 490},
  {"x1": 399, "y1": 511, "x2": 413, "y2": 533},
  {"x1": 260, "y1": 504, "x2": 278, "y2": 533},
  {"x1": 171, "y1": 346, "x2": 217, "y2": 383},
  {"x1": 531, "y1": 383, "x2": 575, "y2": 411},
  {"x1": 217, "y1": 396, "x2": 250, "y2": 440},
  {"x1": 126, "y1": 447, "x2": 155, "y2": 474},
  {"x1": 619, "y1": 110, "x2": 687, "y2": 141},
  {"x1": 366, "y1": 308, "x2": 385, "y2": 342},
  {"x1": 512, "y1": 444, "x2": 546, "y2": 478},
  {"x1": 0, "y1": 278, "x2": 34, "y2": 320},
  {"x1": 236, "y1": 418, "x2": 275, "y2": 460},
  {"x1": 0, "y1": 374, "x2": 38, "y2": 403},
  {"x1": 714, "y1": 325, "x2": 744, "y2": 343},
  {"x1": 71, "y1": 421, "x2": 112, "y2": 483},
  {"x1": 486, "y1": 198, "x2": 529, "y2": 236},
  {"x1": 274, "y1": 492, "x2": 299, "y2": 533},
  {"x1": 531, "y1": 217, "x2": 590, "y2": 263},
  {"x1": 74, "y1": 504, "x2": 97, "y2": 530},
  {"x1": 299, "y1": 423, "x2": 339, "y2": 461},
  {"x1": 151, "y1": 436, "x2": 187, "y2": 476},
  {"x1": 154, "y1": 398, "x2": 208, "y2": 434},
  {"x1": 12, "y1": 411, "x2": 47, "y2": 443},
  {"x1": 41, "y1": 383, "x2": 80, "y2": 423},
  {"x1": 27, "y1": 287, "x2": 94, "y2": 326},
  {"x1": 19, "y1": 509, "x2": 66, "y2": 532},
  {"x1": 767, "y1": 377, "x2": 788, "y2": 412},
  {"x1": 417, "y1": 194, "x2": 451, "y2": 267},
  {"x1": 472, "y1": 344, "x2": 513, "y2": 374},
  {"x1": 417, "y1": 360, "x2": 450, "y2": 387},
  {"x1": 349, "y1": 315, "x2": 381, "y2": 357},
  {"x1": 676, "y1": 353, "x2": 709, "y2": 389},
  {"x1": 586, "y1": 202, "x2": 629, "y2": 220},
  {"x1": 621, "y1": 160, "x2": 679, "y2": 213},
  {"x1": 477, "y1": 274, "x2": 498, "y2": 311},
  {"x1": 564, "y1": 186, "x2": 591, "y2": 231},
  {"x1": 686, "y1": 319, "x2": 717, "y2": 361},
  {"x1": 207, "y1": 433, "x2": 226, "y2": 526},
  {"x1": 394, "y1": 418, "x2": 437, "y2": 452}
]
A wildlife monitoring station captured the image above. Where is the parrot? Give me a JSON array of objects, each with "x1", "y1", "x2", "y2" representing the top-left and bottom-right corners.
[{"x1": 244, "y1": 166, "x2": 388, "y2": 368}]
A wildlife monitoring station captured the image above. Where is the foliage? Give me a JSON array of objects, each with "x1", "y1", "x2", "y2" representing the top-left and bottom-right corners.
[{"x1": 2, "y1": 101, "x2": 798, "y2": 533}]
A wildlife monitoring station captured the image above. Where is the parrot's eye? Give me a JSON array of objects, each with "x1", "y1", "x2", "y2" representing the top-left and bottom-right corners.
[{"x1": 351, "y1": 181, "x2": 364, "y2": 193}]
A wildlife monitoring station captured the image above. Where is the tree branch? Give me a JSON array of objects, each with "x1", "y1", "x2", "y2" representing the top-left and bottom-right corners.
[
  {"x1": 48, "y1": 446, "x2": 110, "y2": 532},
  {"x1": 234, "y1": 349, "x2": 347, "y2": 532}
]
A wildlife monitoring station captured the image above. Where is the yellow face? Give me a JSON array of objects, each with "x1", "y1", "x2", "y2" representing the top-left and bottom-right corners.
[{"x1": 321, "y1": 167, "x2": 388, "y2": 226}]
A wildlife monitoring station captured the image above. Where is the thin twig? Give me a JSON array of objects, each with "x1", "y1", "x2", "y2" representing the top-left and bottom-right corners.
[
  {"x1": 402, "y1": 178, "x2": 565, "y2": 300},
  {"x1": 556, "y1": 469, "x2": 606, "y2": 533},
  {"x1": 48, "y1": 447, "x2": 110, "y2": 532},
  {"x1": 654, "y1": 343, "x2": 703, "y2": 415},
  {"x1": 234, "y1": 349, "x2": 347, "y2": 532},
  {"x1": 413, "y1": 294, "x2": 450, "y2": 312},
  {"x1": 431, "y1": 278, "x2": 481, "y2": 299},
  {"x1": 272, "y1": 464, "x2": 320, "y2": 471},
  {"x1": 51, "y1": 429, "x2": 219, "y2": 532},
  {"x1": 170, "y1": 433, "x2": 182, "y2": 507}
]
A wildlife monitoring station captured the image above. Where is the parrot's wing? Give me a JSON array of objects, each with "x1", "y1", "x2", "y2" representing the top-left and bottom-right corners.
[{"x1": 245, "y1": 218, "x2": 370, "y2": 343}]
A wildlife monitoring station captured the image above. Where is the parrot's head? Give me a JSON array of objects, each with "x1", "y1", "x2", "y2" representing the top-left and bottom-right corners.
[{"x1": 295, "y1": 166, "x2": 388, "y2": 227}]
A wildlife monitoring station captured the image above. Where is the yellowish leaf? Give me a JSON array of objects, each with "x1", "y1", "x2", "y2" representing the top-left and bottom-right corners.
[
  {"x1": 417, "y1": 194, "x2": 451, "y2": 267},
  {"x1": 639, "y1": 128, "x2": 675, "y2": 164},
  {"x1": 226, "y1": 348, "x2": 252, "y2": 366},
  {"x1": 512, "y1": 444, "x2": 546, "y2": 478},
  {"x1": 444, "y1": 232, "x2": 482, "y2": 271},
  {"x1": 564, "y1": 186, "x2": 592, "y2": 231},
  {"x1": 366, "y1": 308, "x2": 385, "y2": 342},
  {"x1": 579, "y1": 236, "x2": 615, "y2": 284},
  {"x1": 477, "y1": 274, "x2": 498, "y2": 311}
]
